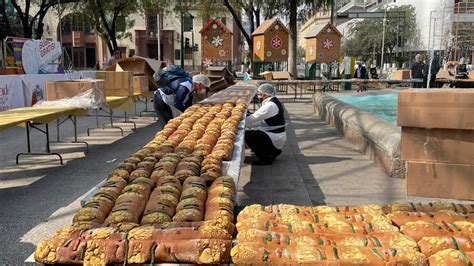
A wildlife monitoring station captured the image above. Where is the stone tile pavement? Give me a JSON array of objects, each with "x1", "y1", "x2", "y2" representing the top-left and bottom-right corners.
[{"x1": 237, "y1": 94, "x2": 471, "y2": 207}]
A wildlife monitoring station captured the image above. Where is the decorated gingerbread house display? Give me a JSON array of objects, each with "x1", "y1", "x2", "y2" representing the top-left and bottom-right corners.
[
  {"x1": 252, "y1": 18, "x2": 289, "y2": 62},
  {"x1": 305, "y1": 22, "x2": 342, "y2": 64},
  {"x1": 199, "y1": 19, "x2": 232, "y2": 67}
]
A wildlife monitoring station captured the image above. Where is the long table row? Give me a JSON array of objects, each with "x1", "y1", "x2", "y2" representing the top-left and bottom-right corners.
[{"x1": 0, "y1": 92, "x2": 155, "y2": 164}]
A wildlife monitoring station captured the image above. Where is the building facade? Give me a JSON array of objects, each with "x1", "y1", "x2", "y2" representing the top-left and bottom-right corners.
[{"x1": 37, "y1": 5, "x2": 241, "y2": 71}]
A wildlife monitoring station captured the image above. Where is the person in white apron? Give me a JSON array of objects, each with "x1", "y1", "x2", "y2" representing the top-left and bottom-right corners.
[
  {"x1": 245, "y1": 83, "x2": 287, "y2": 165},
  {"x1": 154, "y1": 74, "x2": 210, "y2": 127}
]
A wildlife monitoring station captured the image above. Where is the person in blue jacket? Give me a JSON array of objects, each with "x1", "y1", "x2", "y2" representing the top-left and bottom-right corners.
[{"x1": 153, "y1": 67, "x2": 210, "y2": 126}]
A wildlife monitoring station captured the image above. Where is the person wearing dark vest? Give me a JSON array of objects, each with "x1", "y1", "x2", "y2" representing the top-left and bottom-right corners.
[{"x1": 245, "y1": 84, "x2": 286, "y2": 165}]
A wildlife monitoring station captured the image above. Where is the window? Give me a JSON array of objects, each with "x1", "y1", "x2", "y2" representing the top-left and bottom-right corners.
[
  {"x1": 62, "y1": 18, "x2": 72, "y2": 34},
  {"x1": 147, "y1": 15, "x2": 157, "y2": 32},
  {"x1": 175, "y1": 49, "x2": 181, "y2": 60},
  {"x1": 72, "y1": 17, "x2": 83, "y2": 31}
]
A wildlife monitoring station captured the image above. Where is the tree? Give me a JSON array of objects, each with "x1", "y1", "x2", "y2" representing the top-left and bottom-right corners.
[
  {"x1": 342, "y1": 5, "x2": 418, "y2": 67},
  {"x1": 221, "y1": 0, "x2": 283, "y2": 69},
  {"x1": 0, "y1": 0, "x2": 79, "y2": 39},
  {"x1": 222, "y1": 0, "x2": 332, "y2": 78},
  {"x1": 285, "y1": 0, "x2": 333, "y2": 79},
  {"x1": 73, "y1": 0, "x2": 142, "y2": 56}
]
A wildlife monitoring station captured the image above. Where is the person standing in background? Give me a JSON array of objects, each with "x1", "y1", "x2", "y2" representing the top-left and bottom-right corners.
[
  {"x1": 106, "y1": 50, "x2": 121, "y2": 68},
  {"x1": 411, "y1": 54, "x2": 424, "y2": 88}
]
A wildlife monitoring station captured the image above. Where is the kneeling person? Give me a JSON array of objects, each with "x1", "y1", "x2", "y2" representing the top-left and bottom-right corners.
[{"x1": 245, "y1": 84, "x2": 286, "y2": 165}]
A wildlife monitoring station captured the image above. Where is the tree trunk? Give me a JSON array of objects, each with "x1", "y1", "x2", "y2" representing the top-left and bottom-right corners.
[
  {"x1": 105, "y1": 38, "x2": 114, "y2": 57},
  {"x1": 0, "y1": 0, "x2": 12, "y2": 38},
  {"x1": 288, "y1": 0, "x2": 297, "y2": 79},
  {"x1": 254, "y1": 8, "x2": 260, "y2": 28},
  {"x1": 223, "y1": 0, "x2": 252, "y2": 59}
]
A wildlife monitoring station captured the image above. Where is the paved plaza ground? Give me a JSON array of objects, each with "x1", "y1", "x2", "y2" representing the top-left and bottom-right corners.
[{"x1": 0, "y1": 93, "x2": 464, "y2": 264}]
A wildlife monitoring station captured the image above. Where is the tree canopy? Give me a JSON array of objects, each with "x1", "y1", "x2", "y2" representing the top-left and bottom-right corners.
[
  {"x1": 342, "y1": 4, "x2": 418, "y2": 66},
  {"x1": 0, "y1": 0, "x2": 79, "y2": 39}
]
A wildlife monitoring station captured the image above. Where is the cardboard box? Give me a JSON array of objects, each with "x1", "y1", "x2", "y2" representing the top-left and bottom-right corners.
[
  {"x1": 259, "y1": 71, "x2": 273, "y2": 80},
  {"x1": 401, "y1": 127, "x2": 474, "y2": 165},
  {"x1": 96, "y1": 71, "x2": 132, "y2": 96},
  {"x1": 397, "y1": 89, "x2": 474, "y2": 130},
  {"x1": 133, "y1": 76, "x2": 149, "y2": 94},
  {"x1": 469, "y1": 70, "x2": 474, "y2": 80},
  {"x1": 436, "y1": 69, "x2": 455, "y2": 80},
  {"x1": 272, "y1": 71, "x2": 292, "y2": 80},
  {"x1": 406, "y1": 161, "x2": 474, "y2": 200},
  {"x1": 394, "y1": 69, "x2": 411, "y2": 80},
  {"x1": 45, "y1": 79, "x2": 105, "y2": 101}
]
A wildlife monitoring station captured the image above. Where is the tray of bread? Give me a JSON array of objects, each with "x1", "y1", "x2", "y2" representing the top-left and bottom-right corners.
[
  {"x1": 35, "y1": 100, "x2": 248, "y2": 264},
  {"x1": 200, "y1": 84, "x2": 257, "y2": 105},
  {"x1": 232, "y1": 203, "x2": 474, "y2": 265}
]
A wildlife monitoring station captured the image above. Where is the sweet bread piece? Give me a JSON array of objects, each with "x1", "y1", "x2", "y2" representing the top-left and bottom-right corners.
[
  {"x1": 418, "y1": 236, "x2": 474, "y2": 257},
  {"x1": 389, "y1": 210, "x2": 468, "y2": 227},
  {"x1": 35, "y1": 227, "x2": 84, "y2": 264},
  {"x1": 400, "y1": 221, "x2": 460, "y2": 242},
  {"x1": 429, "y1": 249, "x2": 474, "y2": 266},
  {"x1": 154, "y1": 239, "x2": 231, "y2": 264},
  {"x1": 173, "y1": 207, "x2": 204, "y2": 222},
  {"x1": 83, "y1": 230, "x2": 127, "y2": 265},
  {"x1": 156, "y1": 175, "x2": 181, "y2": 190},
  {"x1": 383, "y1": 202, "x2": 474, "y2": 214}
]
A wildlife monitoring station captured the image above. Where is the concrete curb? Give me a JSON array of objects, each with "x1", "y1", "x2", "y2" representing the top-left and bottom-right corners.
[{"x1": 313, "y1": 93, "x2": 405, "y2": 178}]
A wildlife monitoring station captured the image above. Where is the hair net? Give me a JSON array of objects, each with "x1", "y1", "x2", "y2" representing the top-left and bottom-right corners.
[
  {"x1": 258, "y1": 83, "x2": 276, "y2": 96},
  {"x1": 192, "y1": 74, "x2": 211, "y2": 88}
]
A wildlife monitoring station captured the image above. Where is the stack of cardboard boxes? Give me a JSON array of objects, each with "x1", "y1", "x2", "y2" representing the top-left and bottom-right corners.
[
  {"x1": 105, "y1": 57, "x2": 160, "y2": 94},
  {"x1": 45, "y1": 79, "x2": 106, "y2": 101},
  {"x1": 205, "y1": 66, "x2": 235, "y2": 92},
  {"x1": 397, "y1": 89, "x2": 474, "y2": 200}
]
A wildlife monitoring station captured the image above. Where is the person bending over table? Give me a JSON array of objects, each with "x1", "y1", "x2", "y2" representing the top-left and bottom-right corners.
[
  {"x1": 245, "y1": 84, "x2": 286, "y2": 165},
  {"x1": 154, "y1": 67, "x2": 210, "y2": 127}
]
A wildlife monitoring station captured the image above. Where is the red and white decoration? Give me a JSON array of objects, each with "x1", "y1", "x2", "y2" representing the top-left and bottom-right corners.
[
  {"x1": 211, "y1": 36, "x2": 224, "y2": 47},
  {"x1": 322, "y1": 38, "x2": 334, "y2": 50},
  {"x1": 218, "y1": 50, "x2": 226, "y2": 57},
  {"x1": 203, "y1": 58, "x2": 213, "y2": 67},
  {"x1": 271, "y1": 36, "x2": 282, "y2": 49}
]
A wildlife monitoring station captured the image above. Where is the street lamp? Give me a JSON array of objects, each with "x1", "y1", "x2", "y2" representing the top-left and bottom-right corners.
[{"x1": 380, "y1": 10, "x2": 386, "y2": 73}]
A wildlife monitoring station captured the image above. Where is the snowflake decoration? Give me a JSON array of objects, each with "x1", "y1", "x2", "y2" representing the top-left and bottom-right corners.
[
  {"x1": 203, "y1": 58, "x2": 213, "y2": 67},
  {"x1": 309, "y1": 46, "x2": 314, "y2": 55},
  {"x1": 219, "y1": 49, "x2": 226, "y2": 57},
  {"x1": 271, "y1": 36, "x2": 282, "y2": 49},
  {"x1": 256, "y1": 40, "x2": 261, "y2": 50},
  {"x1": 211, "y1": 35, "x2": 224, "y2": 47},
  {"x1": 322, "y1": 38, "x2": 334, "y2": 50}
]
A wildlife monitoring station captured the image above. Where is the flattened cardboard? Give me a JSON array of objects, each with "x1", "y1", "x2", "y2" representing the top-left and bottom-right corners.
[
  {"x1": 397, "y1": 89, "x2": 474, "y2": 130},
  {"x1": 394, "y1": 69, "x2": 411, "y2": 80},
  {"x1": 406, "y1": 162, "x2": 474, "y2": 200},
  {"x1": 271, "y1": 71, "x2": 292, "y2": 80},
  {"x1": 259, "y1": 71, "x2": 273, "y2": 81},
  {"x1": 96, "y1": 71, "x2": 132, "y2": 97},
  {"x1": 436, "y1": 69, "x2": 454, "y2": 80},
  {"x1": 45, "y1": 80, "x2": 105, "y2": 101},
  {"x1": 133, "y1": 76, "x2": 149, "y2": 94},
  {"x1": 401, "y1": 127, "x2": 474, "y2": 165}
]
